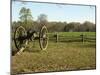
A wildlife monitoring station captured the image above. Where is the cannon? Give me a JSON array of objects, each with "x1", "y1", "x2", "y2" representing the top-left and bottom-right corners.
[{"x1": 13, "y1": 25, "x2": 48, "y2": 54}]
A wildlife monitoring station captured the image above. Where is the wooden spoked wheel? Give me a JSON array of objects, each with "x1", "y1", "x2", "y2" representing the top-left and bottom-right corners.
[
  {"x1": 14, "y1": 26, "x2": 28, "y2": 53},
  {"x1": 39, "y1": 25, "x2": 48, "y2": 50}
]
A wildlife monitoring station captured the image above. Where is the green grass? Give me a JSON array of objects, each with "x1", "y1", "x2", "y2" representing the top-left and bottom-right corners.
[
  {"x1": 48, "y1": 32, "x2": 96, "y2": 37},
  {"x1": 11, "y1": 32, "x2": 96, "y2": 74},
  {"x1": 59, "y1": 32, "x2": 96, "y2": 36}
]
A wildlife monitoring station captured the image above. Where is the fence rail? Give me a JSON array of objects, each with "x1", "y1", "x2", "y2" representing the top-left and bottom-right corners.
[{"x1": 48, "y1": 33, "x2": 96, "y2": 43}]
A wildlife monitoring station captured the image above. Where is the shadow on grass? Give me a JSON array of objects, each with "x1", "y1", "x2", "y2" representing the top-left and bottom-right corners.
[
  {"x1": 12, "y1": 50, "x2": 18, "y2": 56},
  {"x1": 80, "y1": 43, "x2": 96, "y2": 48},
  {"x1": 59, "y1": 40, "x2": 82, "y2": 43},
  {"x1": 24, "y1": 48, "x2": 42, "y2": 53},
  {"x1": 53, "y1": 40, "x2": 96, "y2": 48}
]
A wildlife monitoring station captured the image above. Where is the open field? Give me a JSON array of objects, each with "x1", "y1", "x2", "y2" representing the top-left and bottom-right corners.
[{"x1": 11, "y1": 32, "x2": 96, "y2": 74}]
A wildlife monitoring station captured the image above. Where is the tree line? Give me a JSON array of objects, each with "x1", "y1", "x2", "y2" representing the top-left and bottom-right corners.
[{"x1": 12, "y1": 7, "x2": 96, "y2": 32}]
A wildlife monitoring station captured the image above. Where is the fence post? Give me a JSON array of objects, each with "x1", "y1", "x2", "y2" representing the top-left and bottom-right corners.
[
  {"x1": 82, "y1": 34, "x2": 84, "y2": 44},
  {"x1": 81, "y1": 34, "x2": 84, "y2": 43},
  {"x1": 54, "y1": 32, "x2": 58, "y2": 43},
  {"x1": 56, "y1": 33, "x2": 58, "y2": 42}
]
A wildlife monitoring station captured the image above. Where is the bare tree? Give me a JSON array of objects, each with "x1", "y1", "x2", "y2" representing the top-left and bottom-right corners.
[{"x1": 37, "y1": 14, "x2": 48, "y2": 26}]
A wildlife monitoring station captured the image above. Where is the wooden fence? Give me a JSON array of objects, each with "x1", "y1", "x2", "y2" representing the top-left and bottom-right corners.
[{"x1": 48, "y1": 33, "x2": 96, "y2": 43}]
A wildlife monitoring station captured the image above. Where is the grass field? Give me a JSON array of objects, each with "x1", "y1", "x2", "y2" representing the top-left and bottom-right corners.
[{"x1": 11, "y1": 32, "x2": 96, "y2": 74}]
